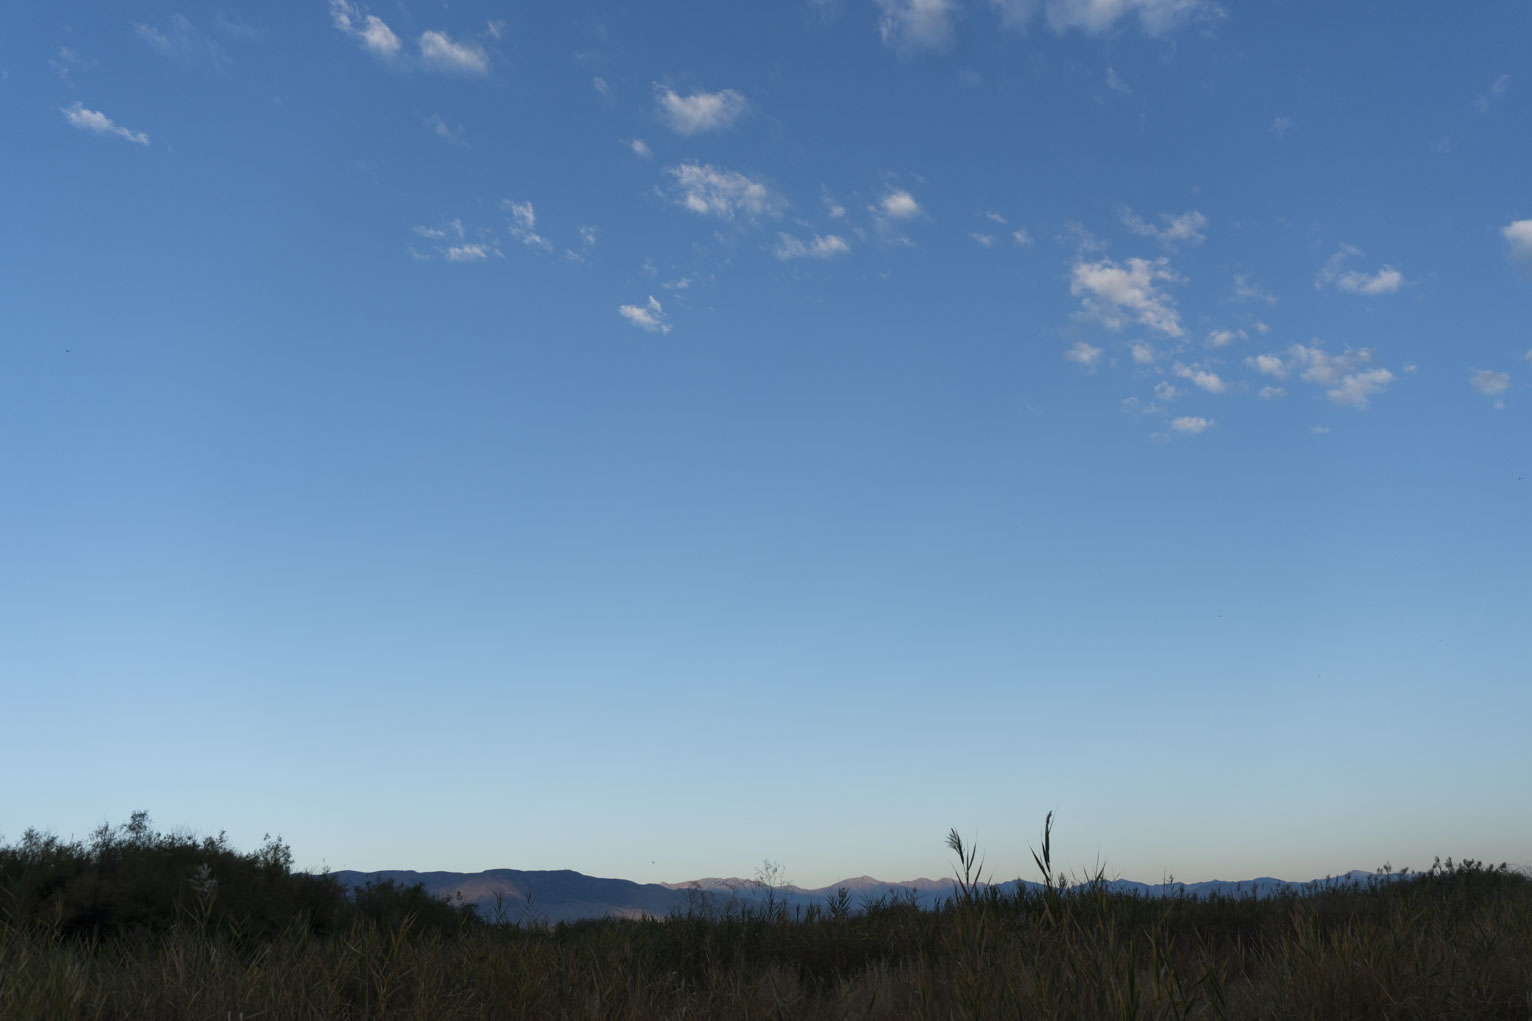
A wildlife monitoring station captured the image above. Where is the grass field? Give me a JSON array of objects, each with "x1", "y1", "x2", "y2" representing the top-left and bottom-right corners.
[{"x1": 3, "y1": 814, "x2": 1528, "y2": 1019}]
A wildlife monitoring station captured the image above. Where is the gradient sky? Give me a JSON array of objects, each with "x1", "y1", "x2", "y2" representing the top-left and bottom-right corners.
[{"x1": 3, "y1": 0, "x2": 1529, "y2": 889}]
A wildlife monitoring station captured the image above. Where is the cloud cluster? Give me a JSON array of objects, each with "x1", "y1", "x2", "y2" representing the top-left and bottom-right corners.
[
  {"x1": 993, "y1": 0, "x2": 1221, "y2": 36},
  {"x1": 1070, "y1": 256, "x2": 1184, "y2": 336},
  {"x1": 1120, "y1": 208, "x2": 1207, "y2": 249},
  {"x1": 61, "y1": 102, "x2": 149, "y2": 145},
  {"x1": 331, "y1": 1, "x2": 488, "y2": 74},
  {"x1": 503, "y1": 200, "x2": 551, "y2": 250},
  {"x1": 654, "y1": 85, "x2": 748, "y2": 134},
  {"x1": 666, "y1": 163, "x2": 785, "y2": 220},
  {"x1": 773, "y1": 233, "x2": 851, "y2": 260},
  {"x1": 1245, "y1": 343, "x2": 1396, "y2": 408}
]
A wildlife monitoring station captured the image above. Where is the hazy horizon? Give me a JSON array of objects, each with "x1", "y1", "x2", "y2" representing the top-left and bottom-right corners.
[{"x1": 4, "y1": 0, "x2": 1528, "y2": 891}]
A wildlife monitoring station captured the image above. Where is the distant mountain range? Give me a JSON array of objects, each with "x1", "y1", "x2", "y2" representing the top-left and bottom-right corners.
[{"x1": 327, "y1": 867, "x2": 1388, "y2": 925}]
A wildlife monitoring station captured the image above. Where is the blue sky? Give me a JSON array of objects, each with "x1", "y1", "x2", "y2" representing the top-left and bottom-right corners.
[{"x1": 3, "y1": 0, "x2": 1529, "y2": 887}]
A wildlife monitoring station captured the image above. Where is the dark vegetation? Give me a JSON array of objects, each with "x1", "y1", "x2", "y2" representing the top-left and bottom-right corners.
[{"x1": 2, "y1": 812, "x2": 1529, "y2": 1019}]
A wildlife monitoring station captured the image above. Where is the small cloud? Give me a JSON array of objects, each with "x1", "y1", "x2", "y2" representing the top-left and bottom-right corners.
[
  {"x1": 1130, "y1": 342, "x2": 1156, "y2": 364},
  {"x1": 1173, "y1": 362, "x2": 1227, "y2": 394},
  {"x1": 628, "y1": 138, "x2": 652, "y2": 158},
  {"x1": 1246, "y1": 353, "x2": 1286, "y2": 377},
  {"x1": 774, "y1": 233, "x2": 851, "y2": 260},
  {"x1": 1002, "y1": 0, "x2": 1222, "y2": 36},
  {"x1": 666, "y1": 163, "x2": 784, "y2": 221},
  {"x1": 134, "y1": 14, "x2": 228, "y2": 69},
  {"x1": 970, "y1": 232, "x2": 996, "y2": 247},
  {"x1": 1205, "y1": 328, "x2": 1246, "y2": 349},
  {"x1": 60, "y1": 102, "x2": 148, "y2": 145},
  {"x1": 875, "y1": 0, "x2": 959, "y2": 54},
  {"x1": 1070, "y1": 256, "x2": 1184, "y2": 336},
  {"x1": 330, "y1": 0, "x2": 401, "y2": 58},
  {"x1": 1121, "y1": 396, "x2": 1163, "y2": 416},
  {"x1": 1169, "y1": 416, "x2": 1213, "y2": 435},
  {"x1": 51, "y1": 46, "x2": 86, "y2": 82},
  {"x1": 425, "y1": 113, "x2": 461, "y2": 142},
  {"x1": 1153, "y1": 380, "x2": 1180, "y2": 402},
  {"x1": 1012, "y1": 228, "x2": 1033, "y2": 246},
  {"x1": 502, "y1": 199, "x2": 551, "y2": 250},
  {"x1": 879, "y1": 189, "x2": 921, "y2": 220},
  {"x1": 593, "y1": 76, "x2": 610, "y2": 96},
  {"x1": 985, "y1": 211, "x2": 1008, "y2": 224},
  {"x1": 485, "y1": 19, "x2": 508, "y2": 40},
  {"x1": 1105, "y1": 66, "x2": 1131, "y2": 95},
  {"x1": 1058, "y1": 222, "x2": 1109, "y2": 254},
  {"x1": 1271, "y1": 115, "x2": 1294, "y2": 138},
  {"x1": 1230, "y1": 273, "x2": 1277, "y2": 305},
  {"x1": 619, "y1": 296, "x2": 671, "y2": 333},
  {"x1": 419, "y1": 30, "x2": 489, "y2": 74},
  {"x1": 1065, "y1": 340, "x2": 1103, "y2": 368},
  {"x1": 1310, "y1": 425, "x2": 1330, "y2": 434},
  {"x1": 1258, "y1": 386, "x2": 1286, "y2": 400},
  {"x1": 1469, "y1": 368, "x2": 1510, "y2": 399},
  {"x1": 1317, "y1": 244, "x2": 1405, "y2": 295},
  {"x1": 445, "y1": 243, "x2": 493, "y2": 261},
  {"x1": 1476, "y1": 74, "x2": 1511, "y2": 114},
  {"x1": 579, "y1": 226, "x2": 598, "y2": 247},
  {"x1": 654, "y1": 84, "x2": 747, "y2": 135},
  {"x1": 1502, "y1": 220, "x2": 1532, "y2": 269},
  {"x1": 1119, "y1": 207, "x2": 1207, "y2": 249}
]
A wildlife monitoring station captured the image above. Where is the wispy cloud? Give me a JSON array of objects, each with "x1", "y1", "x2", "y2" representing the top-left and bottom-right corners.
[
  {"x1": 1317, "y1": 245, "x2": 1404, "y2": 295},
  {"x1": 61, "y1": 102, "x2": 148, "y2": 145},
  {"x1": 654, "y1": 84, "x2": 747, "y2": 135},
  {"x1": 1065, "y1": 340, "x2": 1103, "y2": 368},
  {"x1": 134, "y1": 14, "x2": 229, "y2": 69},
  {"x1": 1070, "y1": 256, "x2": 1183, "y2": 336},
  {"x1": 1230, "y1": 273, "x2": 1277, "y2": 304},
  {"x1": 425, "y1": 113, "x2": 461, "y2": 142},
  {"x1": 330, "y1": 0, "x2": 401, "y2": 58},
  {"x1": 619, "y1": 296, "x2": 671, "y2": 334},
  {"x1": 627, "y1": 138, "x2": 652, "y2": 158},
  {"x1": 502, "y1": 200, "x2": 551, "y2": 250},
  {"x1": 1474, "y1": 73, "x2": 1511, "y2": 114},
  {"x1": 1173, "y1": 363, "x2": 1227, "y2": 394},
  {"x1": 773, "y1": 233, "x2": 851, "y2": 260},
  {"x1": 876, "y1": 0, "x2": 960, "y2": 54},
  {"x1": 419, "y1": 30, "x2": 489, "y2": 74},
  {"x1": 665, "y1": 163, "x2": 784, "y2": 220},
  {"x1": 1119, "y1": 208, "x2": 1207, "y2": 249},
  {"x1": 996, "y1": 0, "x2": 1222, "y2": 37},
  {"x1": 1270, "y1": 115, "x2": 1294, "y2": 139}
]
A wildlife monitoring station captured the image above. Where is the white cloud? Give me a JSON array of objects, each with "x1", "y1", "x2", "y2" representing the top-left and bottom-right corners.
[
  {"x1": 134, "y1": 14, "x2": 228, "y2": 68},
  {"x1": 1477, "y1": 74, "x2": 1511, "y2": 114},
  {"x1": 879, "y1": 189, "x2": 921, "y2": 219},
  {"x1": 1271, "y1": 116, "x2": 1294, "y2": 138},
  {"x1": 1130, "y1": 342, "x2": 1156, "y2": 364},
  {"x1": 1265, "y1": 343, "x2": 1395, "y2": 407},
  {"x1": 579, "y1": 226, "x2": 598, "y2": 247},
  {"x1": 1065, "y1": 340, "x2": 1103, "y2": 368},
  {"x1": 593, "y1": 76, "x2": 610, "y2": 96},
  {"x1": 329, "y1": 0, "x2": 400, "y2": 57},
  {"x1": 1205, "y1": 328, "x2": 1245, "y2": 349},
  {"x1": 1173, "y1": 363, "x2": 1227, "y2": 394},
  {"x1": 1502, "y1": 220, "x2": 1532, "y2": 267},
  {"x1": 628, "y1": 138, "x2": 652, "y2": 158},
  {"x1": 1317, "y1": 244, "x2": 1404, "y2": 295},
  {"x1": 1231, "y1": 273, "x2": 1277, "y2": 304},
  {"x1": 425, "y1": 114, "x2": 460, "y2": 142},
  {"x1": 1106, "y1": 67, "x2": 1131, "y2": 95},
  {"x1": 666, "y1": 163, "x2": 784, "y2": 220},
  {"x1": 419, "y1": 30, "x2": 489, "y2": 74},
  {"x1": 1070, "y1": 256, "x2": 1184, "y2": 336},
  {"x1": 1003, "y1": 0, "x2": 1222, "y2": 36},
  {"x1": 1469, "y1": 369, "x2": 1510, "y2": 398},
  {"x1": 1311, "y1": 425, "x2": 1330, "y2": 434},
  {"x1": 502, "y1": 199, "x2": 551, "y2": 250},
  {"x1": 774, "y1": 233, "x2": 851, "y2": 260},
  {"x1": 1154, "y1": 380, "x2": 1181, "y2": 402},
  {"x1": 985, "y1": 211, "x2": 1008, "y2": 224},
  {"x1": 1169, "y1": 416, "x2": 1213, "y2": 435},
  {"x1": 970, "y1": 232, "x2": 996, "y2": 247},
  {"x1": 1012, "y1": 228, "x2": 1033, "y2": 246},
  {"x1": 60, "y1": 102, "x2": 148, "y2": 145},
  {"x1": 1119, "y1": 207, "x2": 1207, "y2": 249},
  {"x1": 654, "y1": 84, "x2": 747, "y2": 135},
  {"x1": 875, "y1": 0, "x2": 960, "y2": 53},
  {"x1": 1121, "y1": 396, "x2": 1162, "y2": 416},
  {"x1": 1258, "y1": 386, "x2": 1286, "y2": 399},
  {"x1": 1246, "y1": 353, "x2": 1286, "y2": 377},
  {"x1": 619, "y1": 296, "x2": 671, "y2": 334},
  {"x1": 445, "y1": 243, "x2": 492, "y2": 261}
]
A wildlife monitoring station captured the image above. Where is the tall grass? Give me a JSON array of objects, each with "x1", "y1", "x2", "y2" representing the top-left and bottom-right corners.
[{"x1": 2, "y1": 814, "x2": 1528, "y2": 1019}]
